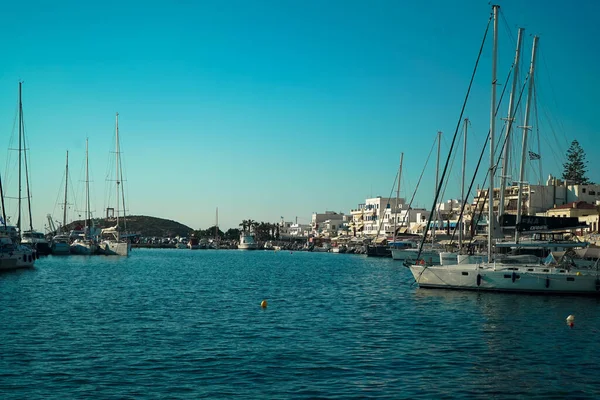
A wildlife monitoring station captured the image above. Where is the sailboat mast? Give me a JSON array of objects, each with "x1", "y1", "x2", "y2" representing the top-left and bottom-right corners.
[
  {"x1": 393, "y1": 153, "x2": 404, "y2": 245},
  {"x1": 17, "y1": 82, "x2": 22, "y2": 234},
  {"x1": 0, "y1": 168, "x2": 7, "y2": 229},
  {"x1": 63, "y1": 151, "x2": 69, "y2": 231},
  {"x1": 487, "y1": 5, "x2": 499, "y2": 261},
  {"x1": 86, "y1": 138, "x2": 90, "y2": 231},
  {"x1": 459, "y1": 119, "x2": 468, "y2": 250},
  {"x1": 433, "y1": 131, "x2": 441, "y2": 243},
  {"x1": 117, "y1": 120, "x2": 127, "y2": 233},
  {"x1": 215, "y1": 207, "x2": 219, "y2": 240},
  {"x1": 499, "y1": 27, "x2": 524, "y2": 217},
  {"x1": 515, "y1": 36, "x2": 539, "y2": 243},
  {"x1": 115, "y1": 112, "x2": 120, "y2": 229}
]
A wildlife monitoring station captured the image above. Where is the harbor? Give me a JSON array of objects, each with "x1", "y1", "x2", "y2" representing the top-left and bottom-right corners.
[
  {"x1": 2, "y1": 249, "x2": 600, "y2": 398},
  {"x1": 2, "y1": 1, "x2": 600, "y2": 398}
]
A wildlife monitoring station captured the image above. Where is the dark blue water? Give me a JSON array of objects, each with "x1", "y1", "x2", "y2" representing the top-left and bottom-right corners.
[{"x1": 1, "y1": 249, "x2": 599, "y2": 399}]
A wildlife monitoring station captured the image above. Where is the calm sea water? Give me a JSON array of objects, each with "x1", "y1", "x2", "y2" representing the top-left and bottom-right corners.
[{"x1": 1, "y1": 249, "x2": 599, "y2": 399}]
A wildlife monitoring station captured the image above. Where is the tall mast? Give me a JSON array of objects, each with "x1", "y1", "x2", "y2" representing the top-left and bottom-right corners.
[
  {"x1": 63, "y1": 151, "x2": 69, "y2": 231},
  {"x1": 85, "y1": 138, "x2": 90, "y2": 232},
  {"x1": 487, "y1": 5, "x2": 499, "y2": 262},
  {"x1": 515, "y1": 36, "x2": 539, "y2": 243},
  {"x1": 0, "y1": 163, "x2": 7, "y2": 229},
  {"x1": 499, "y1": 27, "x2": 524, "y2": 217},
  {"x1": 24, "y1": 110, "x2": 33, "y2": 233},
  {"x1": 17, "y1": 82, "x2": 22, "y2": 234},
  {"x1": 459, "y1": 119, "x2": 468, "y2": 250},
  {"x1": 118, "y1": 120, "x2": 127, "y2": 233},
  {"x1": 115, "y1": 112, "x2": 120, "y2": 229},
  {"x1": 393, "y1": 153, "x2": 404, "y2": 245},
  {"x1": 433, "y1": 131, "x2": 441, "y2": 243}
]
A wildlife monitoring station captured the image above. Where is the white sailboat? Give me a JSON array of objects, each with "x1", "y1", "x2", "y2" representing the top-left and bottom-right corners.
[
  {"x1": 50, "y1": 152, "x2": 72, "y2": 255},
  {"x1": 408, "y1": 6, "x2": 600, "y2": 295},
  {"x1": 14, "y1": 82, "x2": 48, "y2": 257},
  {"x1": 71, "y1": 139, "x2": 98, "y2": 255},
  {"x1": 0, "y1": 83, "x2": 37, "y2": 268},
  {"x1": 99, "y1": 113, "x2": 131, "y2": 257}
]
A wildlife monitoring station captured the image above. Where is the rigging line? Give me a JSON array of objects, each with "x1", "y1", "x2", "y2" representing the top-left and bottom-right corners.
[
  {"x1": 538, "y1": 45, "x2": 569, "y2": 148},
  {"x1": 432, "y1": 41, "x2": 520, "y2": 249},
  {"x1": 21, "y1": 108, "x2": 34, "y2": 232},
  {"x1": 464, "y1": 75, "x2": 530, "y2": 249},
  {"x1": 439, "y1": 57, "x2": 513, "y2": 221},
  {"x1": 441, "y1": 130, "x2": 465, "y2": 193},
  {"x1": 4, "y1": 96, "x2": 20, "y2": 189},
  {"x1": 499, "y1": 9, "x2": 517, "y2": 49},
  {"x1": 412, "y1": 11, "x2": 493, "y2": 265},
  {"x1": 397, "y1": 135, "x2": 437, "y2": 232},
  {"x1": 450, "y1": 70, "x2": 531, "y2": 248},
  {"x1": 439, "y1": 130, "x2": 463, "y2": 212},
  {"x1": 533, "y1": 82, "x2": 543, "y2": 186},
  {"x1": 434, "y1": 27, "x2": 518, "y2": 249},
  {"x1": 0, "y1": 167, "x2": 6, "y2": 228}
]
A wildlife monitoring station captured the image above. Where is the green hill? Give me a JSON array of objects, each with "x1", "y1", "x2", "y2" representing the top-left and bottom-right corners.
[{"x1": 68, "y1": 215, "x2": 194, "y2": 237}]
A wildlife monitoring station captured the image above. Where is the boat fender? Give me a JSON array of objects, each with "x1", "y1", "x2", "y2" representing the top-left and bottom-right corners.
[
  {"x1": 596, "y1": 278, "x2": 600, "y2": 292},
  {"x1": 476, "y1": 274, "x2": 482, "y2": 287},
  {"x1": 546, "y1": 277, "x2": 550, "y2": 288},
  {"x1": 512, "y1": 272, "x2": 517, "y2": 283}
]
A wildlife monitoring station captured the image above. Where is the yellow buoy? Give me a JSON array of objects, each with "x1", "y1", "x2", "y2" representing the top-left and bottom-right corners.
[{"x1": 261, "y1": 300, "x2": 268, "y2": 308}]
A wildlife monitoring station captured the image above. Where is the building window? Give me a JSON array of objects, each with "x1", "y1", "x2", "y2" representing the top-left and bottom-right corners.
[{"x1": 582, "y1": 188, "x2": 586, "y2": 193}]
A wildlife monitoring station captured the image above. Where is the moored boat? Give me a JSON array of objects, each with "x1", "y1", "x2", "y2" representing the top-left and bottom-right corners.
[{"x1": 238, "y1": 232, "x2": 258, "y2": 250}]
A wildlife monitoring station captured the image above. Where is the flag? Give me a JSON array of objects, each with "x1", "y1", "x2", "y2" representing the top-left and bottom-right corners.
[{"x1": 528, "y1": 151, "x2": 541, "y2": 160}]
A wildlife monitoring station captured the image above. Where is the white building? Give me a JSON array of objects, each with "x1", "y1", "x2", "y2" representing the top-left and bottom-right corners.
[
  {"x1": 311, "y1": 211, "x2": 348, "y2": 237},
  {"x1": 473, "y1": 175, "x2": 600, "y2": 216},
  {"x1": 350, "y1": 196, "x2": 430, "y2": 237},
  {"x1": 288, "y1": 223, "x2": 311, "y2": 238}
]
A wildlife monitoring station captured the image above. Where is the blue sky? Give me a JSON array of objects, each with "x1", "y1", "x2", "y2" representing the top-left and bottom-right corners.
[{"x1": 1, "y1": 0, "x2": 598, "y2": 231}]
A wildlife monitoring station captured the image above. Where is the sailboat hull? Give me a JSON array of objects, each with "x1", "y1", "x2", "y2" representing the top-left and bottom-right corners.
[
  {"x1": 0, "y1": 256, "x2": 20, "y2": 271},
  {"x1": 392, "y1": 249, "x2": 441, "y2": 264},
  {"x1": 100, "y1": 241, "x2": 131, "y2": 256},
  {"x1": 71, "y1": 242, "x2": 98, "y2": 255},
  {"x1": 409, "y1": 264, "x2": 600, "y2": 295}
]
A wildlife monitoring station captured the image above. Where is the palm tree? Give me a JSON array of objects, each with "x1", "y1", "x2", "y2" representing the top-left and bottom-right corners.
[{"x1": 249, "y1": 220, "x2": 258, "y2": 233}]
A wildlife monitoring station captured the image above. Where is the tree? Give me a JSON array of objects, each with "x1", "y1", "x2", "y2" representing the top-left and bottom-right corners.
[
  {"x1": 224, "y1": 228, "x2": 240, "y2": 240},
  {"x1": 562, "y1": 140, "x2": 593, "y2": 184}
]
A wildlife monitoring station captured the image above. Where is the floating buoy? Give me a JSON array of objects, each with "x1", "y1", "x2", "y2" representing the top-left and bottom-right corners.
[
  {"x1": 566, "y1": 314, "x2": 575, "y2": 328},
  {"x1": 261, "y1": 300, "x2": 268, "y2": 308},
  {"x1": 576, "y1": 272, "x2": 582, "y2": 276}
]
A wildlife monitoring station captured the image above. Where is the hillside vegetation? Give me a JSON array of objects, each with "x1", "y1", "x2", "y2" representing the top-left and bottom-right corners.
[{"x1": 68, "y1": 215, "x2": 194, "y2": 238}]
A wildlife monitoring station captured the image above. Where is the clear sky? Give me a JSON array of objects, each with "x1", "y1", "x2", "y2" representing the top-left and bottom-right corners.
[{"x1": 1, "y1": 0, "x2": 598, "y2": 231}]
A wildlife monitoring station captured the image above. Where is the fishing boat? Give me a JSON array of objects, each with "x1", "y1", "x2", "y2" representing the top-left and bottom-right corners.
[
  {"x1": 51, "y1": 234, "x2": 71, "y2": 255},
  {"x1": 238, "y1": 232, "x2": 258, "y2": 250},
  {"x1": 408, "y1": 6, "x2": 600, "y2": 295}
]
